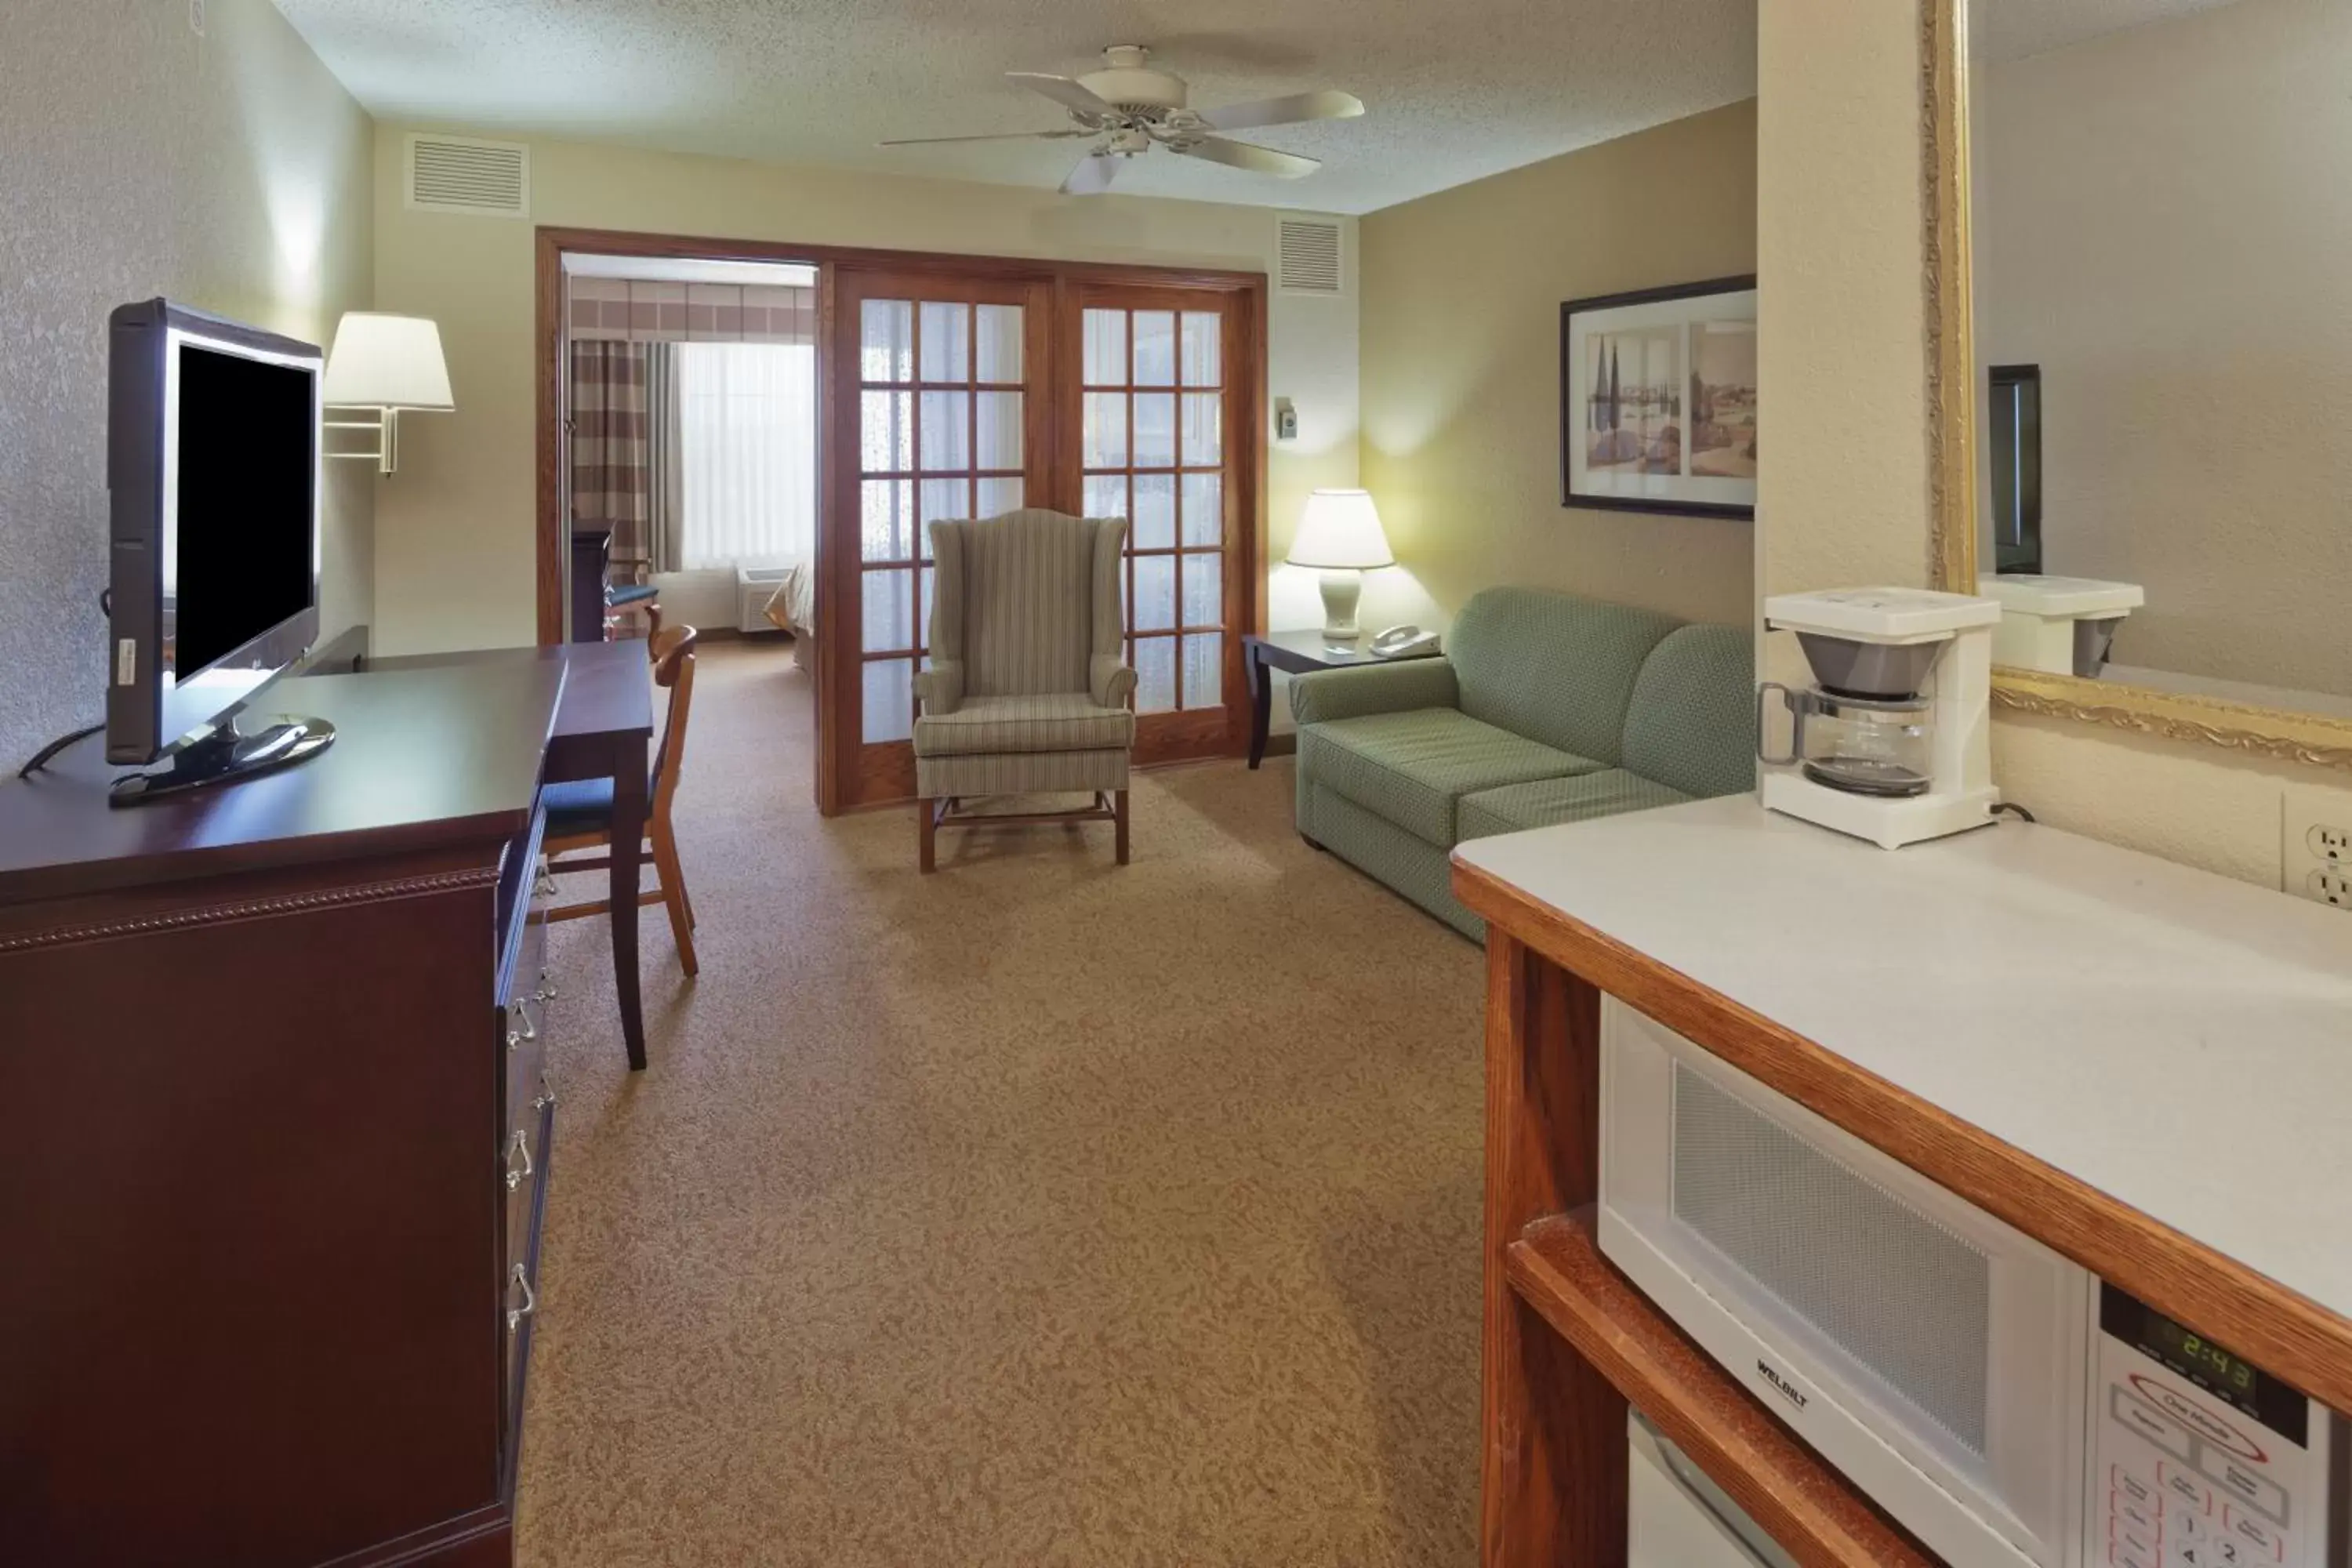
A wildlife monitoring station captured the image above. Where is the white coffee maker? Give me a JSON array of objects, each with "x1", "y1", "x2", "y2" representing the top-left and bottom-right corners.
[{"x1": 1757, "y1": 587, "x2": 2002, "y2": 849}]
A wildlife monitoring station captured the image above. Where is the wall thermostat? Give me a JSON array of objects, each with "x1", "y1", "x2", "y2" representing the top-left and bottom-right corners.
[{"x1": 1275, "y1": 398, "x2": 1299, "y2": 441}]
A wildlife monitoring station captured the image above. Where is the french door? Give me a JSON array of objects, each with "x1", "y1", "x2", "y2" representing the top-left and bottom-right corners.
[
  {"x1": 826, "y1": 270, "x2": 1055, "y2": 807},
  {"x1": 821, "y1": 261, "x2": 1261, "y2": 812},
  {"x1": 1069, "y1": 284, "x2": 1250, "y2": 768}
]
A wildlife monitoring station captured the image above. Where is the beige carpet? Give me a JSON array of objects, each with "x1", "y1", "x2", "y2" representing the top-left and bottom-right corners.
[{"x1": 517, "y1": 639, "x2": 1486, "y2": 1567}]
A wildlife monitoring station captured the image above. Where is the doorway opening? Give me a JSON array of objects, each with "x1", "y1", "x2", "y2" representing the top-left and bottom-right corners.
[
  {"x1": 535, "y1": 230, "x2": 1266, "y2": 815},
  {"x1": 554, "y1": 250, "x2": 819, "y2": 658}
]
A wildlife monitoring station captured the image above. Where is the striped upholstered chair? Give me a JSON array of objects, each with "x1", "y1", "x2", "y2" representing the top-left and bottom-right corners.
[{"x1": 913, "y1": 510, "x2": 1136, "y2": 873}]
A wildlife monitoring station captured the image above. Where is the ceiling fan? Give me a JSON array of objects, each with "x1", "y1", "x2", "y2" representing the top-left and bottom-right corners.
[{"x1": 879, "y1": 45, "x2": 1365, "y2": 196}]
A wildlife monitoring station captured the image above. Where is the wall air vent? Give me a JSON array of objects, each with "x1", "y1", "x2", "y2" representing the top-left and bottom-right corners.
[
  {"x1": 1276, "y1": 216, "x2": 1344, "y2": 296},
  {"x1": 405, "y1": 134, "x2": 530, "y2": 218}
]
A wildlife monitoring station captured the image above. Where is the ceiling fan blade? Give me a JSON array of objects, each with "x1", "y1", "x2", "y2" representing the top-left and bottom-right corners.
[
  {"x1": 1171, "y1": 136, "x2": 1321, "y2": 178},
  {"x1": 878, "y1": 129, "x2": 1092, "y2": 147},
  {"x1": 1196, "y1": 89, "x2": 1364, "y2": 132},
  {"x1": 1008, "y1": 72, "x2": 1118, "y2": 119},
  {"x1": 1060, "y1": 151, "x2": 1124, "y2": 196}
]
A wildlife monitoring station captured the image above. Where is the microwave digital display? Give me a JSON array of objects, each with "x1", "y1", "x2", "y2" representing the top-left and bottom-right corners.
[{"x1": 2100, "y1": 1283, "x2": 2307, "y2": 1443}]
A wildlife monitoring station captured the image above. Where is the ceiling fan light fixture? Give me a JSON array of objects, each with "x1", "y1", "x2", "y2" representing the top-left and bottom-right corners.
[
  {"x1": 891, "y1": 45, "x2": 1363, "y2": 191},
  {"x1": 1076, "y1": 44, "x2": 1189, "y2": 114}
]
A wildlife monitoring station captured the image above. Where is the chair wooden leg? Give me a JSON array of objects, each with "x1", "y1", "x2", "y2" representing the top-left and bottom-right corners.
[
  {"x1": 1115, "y1": 789, "x2": 1131, "y2": 866},
  {"x1": 650, "y1": 822, "x2": 698, "y2": 978},
  {"x1": 919, "y1": 797, "x2": 937, "y2": 873}
]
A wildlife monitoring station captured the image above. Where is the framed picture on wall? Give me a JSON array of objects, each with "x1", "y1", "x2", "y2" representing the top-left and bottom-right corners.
[{"x1": 1561, "y1": 275, "x2": 1757, "y2": 520}]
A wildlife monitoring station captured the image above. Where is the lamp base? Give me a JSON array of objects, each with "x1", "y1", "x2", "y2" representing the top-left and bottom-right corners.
[{"x1": 1318, "y1": 569, "x2": 1364, "y2": 648}]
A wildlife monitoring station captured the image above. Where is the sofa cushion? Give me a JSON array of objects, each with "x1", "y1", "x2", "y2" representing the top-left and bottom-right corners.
[
  {"x1": 1446, "y1": 587, "x2": 1682, "y2": 765},
  {"x1": 1456, "y1": 768, "x2": 1693, "y2": 841},
  {"x1": 913, "y1": 693, "x2": 1136, "y2": 757},
  {"x1": 1621, "y1": 623, "x2": 1758, "y2": 798},
  {"x1": 1298, "y1": 707, "x2": 1602, "y2": 846}
]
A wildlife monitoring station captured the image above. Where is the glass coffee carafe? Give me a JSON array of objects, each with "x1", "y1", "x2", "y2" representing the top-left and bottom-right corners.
[
  {"x1": 1758, "y1": 631, "x2": 1942, "y2": 799},
  {"x1": 1757, "y1": 684, "x2": 1935, "y2": 797}
]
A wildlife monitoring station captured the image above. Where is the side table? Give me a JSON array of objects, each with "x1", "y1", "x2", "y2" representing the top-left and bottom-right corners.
[{"x1": 1242, "y1": 630, "x2": 1443, "y2": 769}]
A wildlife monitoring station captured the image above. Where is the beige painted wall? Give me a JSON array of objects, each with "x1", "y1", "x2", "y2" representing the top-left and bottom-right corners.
[
  {"x1": 0, "y1": 0, "x2": 375, "y2": 764},
  {"x1": 1755, "y1": 0, "x2": 1929, "y2": 699},
  {"x1": 371, "y1": 129, "x2": 1359, "y2": 655},
  {"x1": 1358, "y1": 101, "x2": 1759, "y2": 636},
  {"x1": 1755, "y1": 0, "x2": 2352, "y2": 887},
  {"x1": 1975, "y1": 0, "x2": 2352, "y2": 696}
]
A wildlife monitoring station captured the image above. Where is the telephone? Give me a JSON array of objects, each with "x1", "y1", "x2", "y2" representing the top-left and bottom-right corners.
[{"x1": 1370, "y1": 625, "x2": 1441, "y2": 659}]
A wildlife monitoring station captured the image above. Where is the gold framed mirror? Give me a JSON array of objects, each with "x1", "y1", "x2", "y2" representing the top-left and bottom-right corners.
[{"x1": 1923, "y1": 0, "x2": 2352, "y2": 773}]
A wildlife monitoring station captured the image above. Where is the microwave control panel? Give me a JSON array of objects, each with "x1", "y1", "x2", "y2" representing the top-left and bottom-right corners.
[{"x1": 2092, "y1": 1284, "x2": 2330, "y2": 1568}]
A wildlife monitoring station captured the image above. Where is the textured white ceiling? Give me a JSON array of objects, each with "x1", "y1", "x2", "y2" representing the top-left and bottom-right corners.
[
  {"x1": 1976, "y1": 0, "x2": 2249, "y2": 63},
  {"x1": 271, "y1": 0, "x2": 1758, "y2": 215}
]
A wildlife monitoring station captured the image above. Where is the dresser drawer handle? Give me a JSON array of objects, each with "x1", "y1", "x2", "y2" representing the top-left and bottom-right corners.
[
  {"x1": 506, "y1": 1265, "x2": 536, "y2": 1333},
  {"x1": 532, "y1": 1080, "x2": 558, "y2": 1114},
  {"x1": 504, "y1": 1128, "x2": 533, "y2": 1191}
]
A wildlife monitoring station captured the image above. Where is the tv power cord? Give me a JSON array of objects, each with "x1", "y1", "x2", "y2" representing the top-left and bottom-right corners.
[{"x1": 16, "y1": 587, "x2": 112, "y2": 778}]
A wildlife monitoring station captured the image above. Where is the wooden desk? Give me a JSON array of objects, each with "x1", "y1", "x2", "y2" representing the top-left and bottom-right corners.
[
  {"x1": 372, "y1": 641, "x2": 656, "y2": 1069},
  {"x1": 1450, "y1": 797, "x2": 2352, "y2": 1566},
  {"x1": 0, "y1": 661, "x2": 567, "y2": 1566}
]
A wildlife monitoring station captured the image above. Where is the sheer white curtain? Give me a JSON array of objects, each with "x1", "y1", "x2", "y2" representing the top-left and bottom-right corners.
[{"x1": 676, "y1": 341, "x2": 817, "y2": 570}]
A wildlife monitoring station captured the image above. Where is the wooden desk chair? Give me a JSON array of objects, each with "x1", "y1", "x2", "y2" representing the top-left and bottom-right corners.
[
  {"x1": 608, "y1": 581, "x2": 662, "y2": 640},
  {"x1": 544, "y1": 626, "x2": 699, "y2": 976}
]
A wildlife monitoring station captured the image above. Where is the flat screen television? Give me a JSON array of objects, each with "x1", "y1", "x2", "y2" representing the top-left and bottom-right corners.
[{"x1": 105, "y1": 299, "x2": 335, "y2": 802}]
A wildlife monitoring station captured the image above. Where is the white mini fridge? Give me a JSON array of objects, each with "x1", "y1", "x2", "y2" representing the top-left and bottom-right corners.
[{"x1": 1629, "y1": 1414, "x2": 1798, "y2": 1568}]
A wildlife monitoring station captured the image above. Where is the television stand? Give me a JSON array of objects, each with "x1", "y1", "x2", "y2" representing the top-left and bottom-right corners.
[{"x1": 107, "y1": 713, "x2": 335, "y2": 805}]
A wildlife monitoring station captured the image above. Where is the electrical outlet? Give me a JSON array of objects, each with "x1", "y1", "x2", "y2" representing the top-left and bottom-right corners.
[
  {"x1": 188, "y1": 0, "x2": 205, "y2": 36},
  {"x1": 2283, "y1": 786, "x2": 2352, "y2": 909}
]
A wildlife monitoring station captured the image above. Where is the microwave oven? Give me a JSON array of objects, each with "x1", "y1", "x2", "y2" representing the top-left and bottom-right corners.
[{"x1": 1599, "y1": 999, "x2": 2346, "y2": 1568}]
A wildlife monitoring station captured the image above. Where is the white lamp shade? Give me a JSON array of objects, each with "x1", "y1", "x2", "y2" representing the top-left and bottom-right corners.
[
  {"x1": 322, "y1": 313, "x2": 454, "y2": 409},
  {"x1": 1287, "y1": 488, "x2": 1395, "y2": 570}
]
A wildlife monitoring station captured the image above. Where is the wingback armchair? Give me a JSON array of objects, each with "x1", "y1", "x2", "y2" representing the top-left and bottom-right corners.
[{"x1": 913, "y1": 510, "x2": 1137, "y2": 872}]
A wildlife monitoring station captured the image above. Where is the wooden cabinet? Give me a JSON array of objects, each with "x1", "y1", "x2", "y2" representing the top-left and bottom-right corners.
[
  {"x1": 1452, "y1": 797, "x2": 2352, "y2": 1568},
  {"x1": 0, "y1": 661, "x2": 565, "y2": 1566}
]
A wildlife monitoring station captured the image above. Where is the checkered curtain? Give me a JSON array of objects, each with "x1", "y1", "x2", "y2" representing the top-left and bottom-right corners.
[
  {"x1": 570, "y1": 340, "x2": 651, "y2": 581},
  {"x1": 644, "y1": 345, "x2": 685, "y2": 575},
  {"x1": 566, "y1": 275, "x2": 817, "y2": 345}
]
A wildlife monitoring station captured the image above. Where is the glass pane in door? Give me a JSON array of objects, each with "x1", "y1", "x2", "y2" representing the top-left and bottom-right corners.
[
  {"x1": 1080, "y1": 303, "x2": 1228, "y2": 717},
  {"x1": 1131, "y1": 474, "x2": 1176, "y2": 550},
  {"x1": 1181, "y1": 634, "x2": 1222, "y2": 711},
  {"x1": 975, "y1": 305, "x2": 1023, "y2": 382}
]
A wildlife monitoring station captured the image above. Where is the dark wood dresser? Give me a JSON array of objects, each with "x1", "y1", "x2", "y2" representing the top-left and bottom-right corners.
[
  {"x1": 0, "y1": 662, "x2": 566, "y2": 1566},
  {"x1": 570, "y1": 525, "x2": 612, "y2": 644}
]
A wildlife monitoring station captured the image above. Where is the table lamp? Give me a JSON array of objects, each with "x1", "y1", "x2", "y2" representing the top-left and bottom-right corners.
[
  {"x1": 1287, "y1": 488, "x2": 1395, "y2": 648},
  {"x1": 323, "y1": 312, "x2": 455, "y2": 475}
]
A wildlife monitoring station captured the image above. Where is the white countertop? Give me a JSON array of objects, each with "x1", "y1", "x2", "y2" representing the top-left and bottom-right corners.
[{"x1": 1454, "y1": 796, "x2": 2352, "y2": 1323}]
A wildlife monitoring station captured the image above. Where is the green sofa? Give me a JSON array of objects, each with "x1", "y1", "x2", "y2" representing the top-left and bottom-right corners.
[{"x1": 1290, "y1": 587, "x2": 1755, "y2": 939}]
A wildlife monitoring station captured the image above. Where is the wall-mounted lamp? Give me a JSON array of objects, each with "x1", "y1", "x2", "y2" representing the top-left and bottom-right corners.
[
  {"x1": 1287, "y1": 488, "x2": 1396, "y2": 649},
  {"x1": 323, "y1": 312, "x2": 453, "y2": 475}
]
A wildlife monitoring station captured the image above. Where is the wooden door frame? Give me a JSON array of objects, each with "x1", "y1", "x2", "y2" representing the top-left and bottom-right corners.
[{"x1": 532, "y1": 227, "x2": 1268, "y2": 815}]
